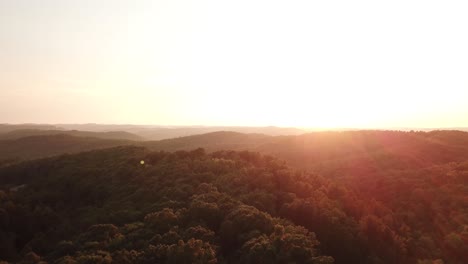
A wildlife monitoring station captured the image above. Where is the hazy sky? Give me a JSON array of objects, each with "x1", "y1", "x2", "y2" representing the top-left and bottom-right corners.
[{"x1": 1, "y1": 0, "x2": 467, "y2": 128}]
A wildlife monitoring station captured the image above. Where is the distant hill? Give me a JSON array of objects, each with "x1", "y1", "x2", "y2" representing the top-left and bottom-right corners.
[
  {"x1": 56, "y1": 124, "x2": 305, "y2": 140},
  {"x1": 134, "y1": 126, "x2": 305, "y2": 140},
  {"x1": 0, "y1": 129, "x2": 143, "y2": 141},
  {"x1": 3, "y1": 130, "x2": 468, "y2": 172},
  {"x1": 0, "y1": 124, "x2": 60, "y2": 133},
  {"x1": 143, "y1": 131, "x2": 271, "y2": 151},
  {"x1": 0, "y1": 134, "x2": 132, "y2": 162},
  {"x1": 142, "y1": 130, "x2": 468, "y2": 172}
]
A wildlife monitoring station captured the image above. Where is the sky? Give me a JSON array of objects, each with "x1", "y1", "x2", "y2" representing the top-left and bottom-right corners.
[{"x1": 1, "y1": 0, "x2": 467, "y2": 129}]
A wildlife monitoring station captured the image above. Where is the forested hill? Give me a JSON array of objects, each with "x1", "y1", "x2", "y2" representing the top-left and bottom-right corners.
[
  {"x1": 0, "y1": 129, "x2": 143, "y2": 141},
  {"x1": 144, "y1": 130, "x2": 468, "y2": 170},
  {"x1": 0, "y1": 134, "x2": 133, "y2": 163},
  {"x1": 55, "y1": 124, "x2": 306, "y2": 140},
  {"x1": 0, "y1": 147, "x2": 466, "y2": 263},
  {"x1": 3, "y1": 130, "x2": 468, "y2": 170},
  {"x1": 144, "y1": 131, "x2": 271, "y2": 152},
  {"x1": 0, "y1": 124, "x2": 60, "y2": 133}
]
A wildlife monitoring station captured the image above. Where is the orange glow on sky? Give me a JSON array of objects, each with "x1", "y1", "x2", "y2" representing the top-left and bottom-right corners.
[{"x1": 1, "y1": 1, "x2": 467, "y2": 128}]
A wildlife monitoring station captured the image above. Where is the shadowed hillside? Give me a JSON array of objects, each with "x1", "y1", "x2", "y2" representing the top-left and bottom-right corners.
[
  {"x1": 3, "y1": 130, "x2": 468, "y2": 172},
  {"x1": 0, "y1": 134, "x2": 132, "y2": 163},
  {"x1": 0, "y1": 124, "x2": 59, "y2": 133},
  {"x1": 144, "y1": 131, "x2": 271, "y2": 152},
  {"x1": 0, "y1": 129, "x2": 143, "y2": 141}
]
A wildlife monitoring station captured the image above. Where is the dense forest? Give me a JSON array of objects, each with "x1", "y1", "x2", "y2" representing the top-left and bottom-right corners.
[{"x1": 0, "y1": 134, "x2": 467, "y2": 263}]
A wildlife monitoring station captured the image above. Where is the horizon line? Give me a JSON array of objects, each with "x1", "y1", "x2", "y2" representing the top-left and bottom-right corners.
[{"x1": 2, "y1": 122, "x2": 468, "y2": 131}]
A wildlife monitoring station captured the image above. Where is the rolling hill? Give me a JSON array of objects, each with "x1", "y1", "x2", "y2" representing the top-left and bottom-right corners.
[
  {"x1": 0, "y1": 124, "x2": 60, "y2": 133},
  {"x1": 143, "y1": 130, "x2": 468, "y2": 171},
  {"x1": 56, "y1": 124, "x2": 306, "y2": 140},
  {"x1": 0, "y1": 134, "x2": 133, "y2": 163},
  {"x1": 3, "y1": 130, "x2": 468, "y2": 173},
  {"x1": 143, "y1": 131, "x2": 271, "y2": 152},
  {"x1": 0, "y1": 129, "x2": 143, "y2": 141}
]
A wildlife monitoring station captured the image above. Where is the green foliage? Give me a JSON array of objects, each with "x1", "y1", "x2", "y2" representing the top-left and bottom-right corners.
[
  {"x1": 0, "y1": 148, "x2": 329, "y2": 263},
  {"x1": 154, "y1": 238, "x2": 217, "y2": 264},
  {"x1": 144, "y1": 208, "x2": 181, "y2": 233},
  {"x1": 0, "y1": 134, "x2": 467, "y2": 264},
  {"x1": 240, "y1": 224, "x2": 331, "y2": 264},
  {"x1": 220, "y1": 205, "x2": 274, "y2": 250}
]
